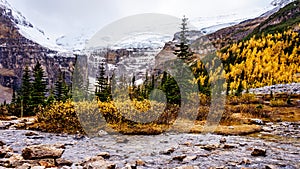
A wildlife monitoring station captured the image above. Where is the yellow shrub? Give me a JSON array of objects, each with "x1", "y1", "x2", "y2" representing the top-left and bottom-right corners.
[{"x1": 270, "y1": 99, "x2": 287, "y2": 107}]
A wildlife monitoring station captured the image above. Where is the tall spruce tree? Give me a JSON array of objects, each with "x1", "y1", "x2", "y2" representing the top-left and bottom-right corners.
[
  {"x1": 160, "y1": 71, "x2": 181, "y2": 104},
  {"x1": 54, "y1": 69, "x2": 71, "y2": 102},
  {"x1": 31, "y1": 61, "x2": 47, "y2": 108},
  {"x1": 174, "y1": 15, "x2": 193, "y2": 60},
  {"x1": 95, "y1": 63, "x2": 110, "y2": 102},
  {"x1": 20, "y1": 65, "x2": 33, "y2": 116}
]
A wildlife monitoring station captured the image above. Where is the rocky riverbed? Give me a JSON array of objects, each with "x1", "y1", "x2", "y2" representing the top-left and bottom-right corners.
[{"x1": 0, "y1": 121, "x2": 299, "y2": 169}]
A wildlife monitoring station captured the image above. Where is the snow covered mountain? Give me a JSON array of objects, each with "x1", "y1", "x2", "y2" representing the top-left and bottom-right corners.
[
  {"x1": 2, "y1": 0, "x2": 295, "y2": 52},
  {"x1": 0, "y1": 0, "x2": 65, "y2": 51},
  {"x1": 56, "y1": 0, "x2": 294, "y2": 52}
]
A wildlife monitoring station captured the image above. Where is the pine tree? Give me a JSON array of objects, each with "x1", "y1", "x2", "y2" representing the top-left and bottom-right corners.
[
  {"x1": 31, "y1": 61, "x2": 47, "y2": 109},
  {"x1": 174, "y1": 15, "x2": 193, "y2": 60},
  {"x1": 20, "y1": 65, "x2": 33, "y2": 116},
  {"x1": 160, "y1": 72, "x2": 181, "y2": 104},
  {"x1": 95, "y1": 63, "x2": 110, "y2": 102},
  {"x1": 54, "y1": 69, "x2": 64, "y2": 101}
]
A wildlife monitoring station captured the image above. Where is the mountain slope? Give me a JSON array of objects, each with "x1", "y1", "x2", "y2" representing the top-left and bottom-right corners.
[
  {"x1": 0, "y1": 0, "x2": 64, "y2": 51},
  {"x1": 206, "y1": 0, "x2": 299, "y2": 49},
  {"x1": 0, "y1": 0, "x2": 75, "y2": 103},
  {"x1": 248, "y1": 0, "x2": 300, "y2": 38}
]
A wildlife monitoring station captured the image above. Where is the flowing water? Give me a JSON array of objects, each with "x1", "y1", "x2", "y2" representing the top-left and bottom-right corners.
[{"x1": 0, "y1": 122, "x2": 299, "y2": 169}]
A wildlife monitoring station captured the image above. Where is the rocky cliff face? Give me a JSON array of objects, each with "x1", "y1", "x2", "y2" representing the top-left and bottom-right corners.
[{"x1": 0, "y1": 5, "x2": 75, "y2": 103}]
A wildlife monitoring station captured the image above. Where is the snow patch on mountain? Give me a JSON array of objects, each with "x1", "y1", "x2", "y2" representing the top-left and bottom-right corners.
[
  {"x1": 111, "y1": 32, "x2": 173, "y2": 50},
  {"x1": 56, "y1": 28, "x2": 97, "y2": 52}
]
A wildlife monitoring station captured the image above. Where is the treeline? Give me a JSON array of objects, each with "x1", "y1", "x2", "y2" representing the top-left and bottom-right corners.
[
  {"x1": 1, "y1": 61, "x2": 72, "y2": 117},
  {"x1": 1, "y1": 18, "x2": 299, "y2": 118}
]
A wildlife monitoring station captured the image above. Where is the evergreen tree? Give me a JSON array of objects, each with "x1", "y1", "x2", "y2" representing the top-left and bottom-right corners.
[
  {"x1": 31, "y1": 61, "x2": 47, "y2": 108},
  {"x1": 160, "y1": 72, "x2": 181, "y2": 104},
  {"x1": 95, "y1": 63, "x2": 110, "y2": 102},
  {"x1": 20, "y1": 66, "x2": 33, "y2": 116},
  {"x1": 54, "y1": 69, "x2": 64, "y2": 101},
  {"x1": 174, "y1": 16, "x2": 193, "y2": 60},
  {"x1": 54, "y1": 69, "x2": 71, "y2": 102}
]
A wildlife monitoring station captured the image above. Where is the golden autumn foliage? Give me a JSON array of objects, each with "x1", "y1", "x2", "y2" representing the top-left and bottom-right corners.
[
  {"x1": 218, "y1": 30, "x2": 299, "y2": 93},
  {"x1": 35, "y1": 99, "x2": 179, "y2": 134}
]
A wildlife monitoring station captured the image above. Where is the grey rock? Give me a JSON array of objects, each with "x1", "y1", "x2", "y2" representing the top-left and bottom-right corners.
[
  {"x1": 22, "y1": 144, "x2": 65, "y2": 160},
  {"x1": 79, "y1": 156, "x2": 115, "y2": 169}
]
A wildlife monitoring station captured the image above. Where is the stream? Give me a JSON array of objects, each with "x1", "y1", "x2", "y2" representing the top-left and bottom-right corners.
[{"x1": 0, "y1": 122, "x2": 299, "y2": 168}]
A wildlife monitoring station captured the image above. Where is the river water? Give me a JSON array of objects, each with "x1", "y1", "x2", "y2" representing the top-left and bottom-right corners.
[{"x1": 0, "y1": 123, "x2": 299, "y2": 168}]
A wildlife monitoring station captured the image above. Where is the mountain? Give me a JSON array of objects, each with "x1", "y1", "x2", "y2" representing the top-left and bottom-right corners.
[
  {"x1": 0, "y1": 0, "x2": 298, "y2": 103},
  {"x1": 155, "y1": 0, "x2": 299, "y2": 68},
  {"x1": 56, "y1": 1, "x2": 287, "y2": 52},
  {"x1": 0, "y1": 0, "x2": 65, "y2": 51},
  {"x1": 206, "y1": 0, "x2": 299, "y2": 49},
  {"x1": 0, "y1": 0, "x2": 75, "y2": 103}
]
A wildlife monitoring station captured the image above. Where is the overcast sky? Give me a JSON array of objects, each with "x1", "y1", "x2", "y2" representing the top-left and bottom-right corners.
[{"x1": 9, "y1": 0, "x2": 273, "y2": 38}]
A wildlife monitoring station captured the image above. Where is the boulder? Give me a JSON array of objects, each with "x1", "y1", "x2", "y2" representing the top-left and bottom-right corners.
[
  {"x1": 199, "y1": 144, "x2": 219, "y2": 151},
  {"x1": 7, "y1": 116, "x2": 18, "y2": 120},
  {"x1": 25, "y1": 131, "x2": 39, "y2": 137},
  {"x1": 22, "y1": 144, "x2": 65, "y2": 160},
  {"x1": 251, "y1": 148, "x2": 267, "y2": 156},
  {"x1": 97, "y1": 152, "x2": 110, "y2": 159},
  {"x1": 172, "y1": 155, "x2": 187, "y2": 161},
  {"x1": 79, "y1": 156, "x2": 115, "y2": 169},
  {"x1": 16, "y1": 163, "x2": 31, "y2": 169},
  {"x1": 55, "y1": 158, "x2": 73, "y2": 167},
  {"x1": 38, "y1": 158, "x2": 55, "y2": 168},
  {"x1": 222, "y1": 144, "x2": 237, "y2": 149},
  {"x1": 136, "y1": 159, "x2": 145, "y2": 166},
  {"x1": 0, "y1": 146, "x2": 13, "y2": 158},
  {"x1": 160, "y1": 147, "x2": 175, "y2": 155}
]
